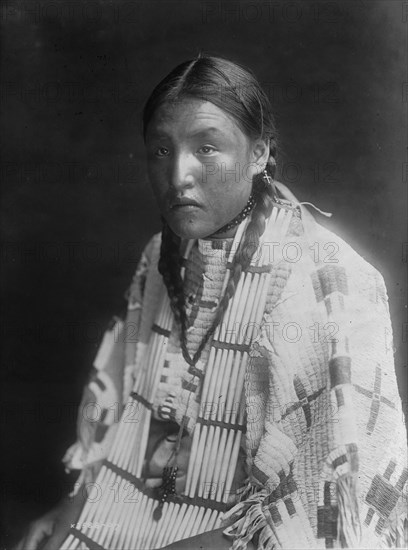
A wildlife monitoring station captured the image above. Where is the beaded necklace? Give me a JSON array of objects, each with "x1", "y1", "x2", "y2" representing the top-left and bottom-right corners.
[{"x1": 213, "y1": 193, "x2": 256, "y2": 235}]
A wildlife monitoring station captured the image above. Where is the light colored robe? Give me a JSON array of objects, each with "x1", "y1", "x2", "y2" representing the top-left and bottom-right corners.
[{"x1": 63, "y1": 183, "x2": 407, "y2": 548}]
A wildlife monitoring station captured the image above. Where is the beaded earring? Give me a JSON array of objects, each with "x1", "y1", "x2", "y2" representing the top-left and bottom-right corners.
[{"x1": 262, "y1": 167, "x2": 279, "y2": 202}]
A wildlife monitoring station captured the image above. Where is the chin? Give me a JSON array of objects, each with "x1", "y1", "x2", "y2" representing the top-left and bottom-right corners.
[{"x1": 168, "y1": 220, "x2": 213, "y2": 240}]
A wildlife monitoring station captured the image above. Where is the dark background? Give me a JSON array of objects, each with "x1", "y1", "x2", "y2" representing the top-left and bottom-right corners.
[{"x1": 1, "y1": 0, "x2": 407, "y2": 546}]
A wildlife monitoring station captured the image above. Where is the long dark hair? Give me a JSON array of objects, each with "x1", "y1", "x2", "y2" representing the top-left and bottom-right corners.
[{"x1": 142, "y1": 55, "x2": 279, "y2": 363}]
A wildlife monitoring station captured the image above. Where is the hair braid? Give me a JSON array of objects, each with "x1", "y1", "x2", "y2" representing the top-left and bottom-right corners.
[
  {"x1": 158, "y1": 221, "x2": 186, "y2": 329},
  {"x1": 158, "y1": 220, "x2": 195, "y2": 366}
]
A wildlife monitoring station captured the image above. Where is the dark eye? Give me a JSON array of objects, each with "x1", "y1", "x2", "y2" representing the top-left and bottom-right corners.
[
  {"x1": 198, "y1": 145, "x2": 216, "y2": 154},
  {"x1": 155, "y1": 146, "x2": 170, "y2": 157}
]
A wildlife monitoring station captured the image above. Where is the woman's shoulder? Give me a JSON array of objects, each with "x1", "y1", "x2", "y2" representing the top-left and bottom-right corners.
[
  {"x1": 273, "y1": 181, "x2": 385, "y2": 285},
  {"x1": 304, "y1": 218, "x2": 385, "y2": 287},
  {"x1": 293, "y1": 215, "x2": 390, "y2": 312}
]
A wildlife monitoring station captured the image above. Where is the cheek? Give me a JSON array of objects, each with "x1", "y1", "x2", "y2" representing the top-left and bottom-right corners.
[{"x1": 218, "y1": 152, "x2": 252, "y2": 188}]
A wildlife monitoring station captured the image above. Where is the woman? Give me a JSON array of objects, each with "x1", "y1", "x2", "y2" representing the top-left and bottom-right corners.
[{"x1": 17, "y1": 55, "x2": 407, "y2": 550}]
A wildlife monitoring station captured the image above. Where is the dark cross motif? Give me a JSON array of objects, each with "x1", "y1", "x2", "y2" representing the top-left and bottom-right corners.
[
  {"x1": 311, "y1": 265, "x2": 348, "y2": 303},
  {"x1": 364, "y1": 464, "x2": 408, "y2": 534},
  {"x1": 287, "y1": 376, "x2": 327, "y2": 429},
  {"x1": 264, "y1": 466, "x2": 298, "y2": 505},
  {"x1": 282, "y1": 385, "x2": 325, "y2": 427},
  {"x1": 354, "y1": 365, "x2": 396, "y2": 435}
]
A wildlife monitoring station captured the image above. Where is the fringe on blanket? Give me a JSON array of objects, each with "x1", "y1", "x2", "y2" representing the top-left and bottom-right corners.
[
  {"x1": 337, "y1": 473, "x2": 362, "y2": 548},
  {"x1": 222, "y1": 491, "x2": 278, "y2": 550},
  {"x1": 223, "y1": 500, "x2": 276, "y2": 550},
  {"x1": 381, "y1": 513, "x2": 408, "y2": 549}
]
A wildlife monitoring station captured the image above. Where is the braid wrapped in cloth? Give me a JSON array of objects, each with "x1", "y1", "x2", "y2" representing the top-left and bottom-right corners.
[{"x1": 62, "y1": 182, "x2": 407, "y2": 548}]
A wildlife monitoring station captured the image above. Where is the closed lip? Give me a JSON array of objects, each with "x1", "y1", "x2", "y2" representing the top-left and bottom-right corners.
[{"x1": 170, "y1": 198, "x2": 201, "y2": 209}]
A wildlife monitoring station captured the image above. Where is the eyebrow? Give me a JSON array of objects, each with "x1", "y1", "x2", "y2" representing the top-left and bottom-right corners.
[
  {"x1": 147, "y1": 127, "x2": 227, "y2": 139},
  {"x1": 188, "y1": 127, "x2": 227, "y2": 138}
]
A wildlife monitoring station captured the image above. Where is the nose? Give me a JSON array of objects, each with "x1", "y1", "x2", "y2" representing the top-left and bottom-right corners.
[{"x1": 169, "y1": 152, "x2": 195, "y2": 192}]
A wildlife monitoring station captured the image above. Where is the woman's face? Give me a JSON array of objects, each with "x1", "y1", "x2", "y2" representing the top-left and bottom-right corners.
[{"x1": 145, "y1": 98, "x2": 268, "y2": 239}]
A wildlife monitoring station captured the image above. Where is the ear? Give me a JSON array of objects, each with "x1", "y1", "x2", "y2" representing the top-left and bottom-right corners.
[{"x1": 251, "y1": 138, "x2": 270, "y2": 172}]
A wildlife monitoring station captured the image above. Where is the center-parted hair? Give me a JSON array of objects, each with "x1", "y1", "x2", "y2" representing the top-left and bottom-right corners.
[{"x1": 142, "y1": 55, "x2": 279, "y2": 365}]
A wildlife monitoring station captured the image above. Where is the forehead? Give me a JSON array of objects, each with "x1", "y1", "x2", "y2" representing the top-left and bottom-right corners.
[{"x1": 146, "y1": 98, "x2": 245, "y2": 139}]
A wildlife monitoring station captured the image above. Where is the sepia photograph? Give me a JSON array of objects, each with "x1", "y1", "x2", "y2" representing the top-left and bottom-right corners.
[{"x1": 1, "y1": 1, "x2": 407, "y2": 548}]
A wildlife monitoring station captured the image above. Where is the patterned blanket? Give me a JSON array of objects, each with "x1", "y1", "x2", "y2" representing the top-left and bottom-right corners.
[{"x1": 63, "y1": 183, "x2": 407, "y2": 549}]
